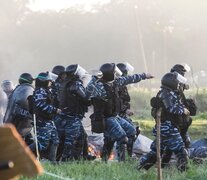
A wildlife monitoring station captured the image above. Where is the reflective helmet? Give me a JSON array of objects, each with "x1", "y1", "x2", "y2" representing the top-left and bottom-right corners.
[
  {"x1": 161, "y1": 72, "x2": 187, "y2": 90},
  {"x1": 52, "y1": 65, "x2": 65, "y2": 76},
  {"x1": 99, "y1": 63, "x2": 122, "y2": 82},
  {"x1": 18, "y1": 73, "x2": 34, "y2": 84},
  {"x1": 1, "y1": 80, "x2": 14, "y2": 95},
  {"x1": 35, "y1": 72, "x2": 50, "y2": 88},
  {"x1": 170, "y1": 64, "x2": 190, "y2": 76},
  {"x1": 66, "y1": 64, "x2": 78, "y2": 76},
  {"x1": 117, "y1": 63, "x2": 127, "y2": 75},
  {"x1": 66, "y1": 64, "x2": 87, "y2": 79},
  {"x1": 117, "y1": 62, "x2": 134, "y2": 76}
]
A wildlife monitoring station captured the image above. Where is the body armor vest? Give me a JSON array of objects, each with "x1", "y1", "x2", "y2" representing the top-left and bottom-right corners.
[
  {"x1": 58, "y1": 78, "x2": 87, "y2": 116},
  {"x1": 94, "y1": 81, "x2": 119, "y2": 117}
]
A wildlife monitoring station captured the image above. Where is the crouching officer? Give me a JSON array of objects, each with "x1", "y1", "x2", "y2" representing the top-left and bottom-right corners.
[
  {"x1": 139, "y1": 72, "x2": 189, "y2": 171},
  {"x1": 29, "y1": 72, "x2": 61, "y2": 162},
  {"x1": 88, "y1": 63, "x2": 153, "y2": 161}
]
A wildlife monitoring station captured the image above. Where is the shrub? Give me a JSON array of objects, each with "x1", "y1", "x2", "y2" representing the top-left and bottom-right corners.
[
  {"x1": 129, "y1": 87, "x2": 207, "y2": 119},
  {"x1": 129, "y1": 87, "x2": 154, "y2": 119}
]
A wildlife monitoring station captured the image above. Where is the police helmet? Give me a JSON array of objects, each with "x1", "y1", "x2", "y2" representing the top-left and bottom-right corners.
[
  {"x1": 66, "y1": 64, "x2": 78, "y2": 76},
  {"x1": 161, "y1": 72, "x2": 187, "y2": 90},
  {"x1": 66, "y1": 64, "x2": 87, "y2": 79},
  {"x1": 52, "y1": 65, "x2": 65, "y2": 76},
  {"x1": 19, "y1": 73, "x2": 34, "y2": 84},
  {"x1": 99, "y1": 63, "x2": 122, "y2": 82},
  {"x1": 35, "y1": 72, "x2": 50, "y2": 88},
  {"x1": 99, "y1": 63, "x2": 116, "y2": 81},
  {"x1": 170, "y1": 64, "x2": 191, "y2": 76},
  {"x1": 117, "y1": 63, "x2": 127, "y2": 75}
]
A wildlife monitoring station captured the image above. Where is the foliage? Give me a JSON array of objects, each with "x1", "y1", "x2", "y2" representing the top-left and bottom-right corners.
[
  {"x1": 129, "y1": 88, "x2": 154, "y2": 119},
  {"x1": 129, "y1": 88, "x2": 207, "y2": 119},
  {"x1": 194, "y1": 89, "x2": 207, "y2": 113}
]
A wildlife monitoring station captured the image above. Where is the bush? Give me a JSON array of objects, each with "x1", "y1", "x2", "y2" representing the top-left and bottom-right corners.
[
  {"x1": 129, "y1": 87, "x2": 207, "y2": 119},
  {"x1": 129, "y1": 87, "x2": 154, "y2": 119}
]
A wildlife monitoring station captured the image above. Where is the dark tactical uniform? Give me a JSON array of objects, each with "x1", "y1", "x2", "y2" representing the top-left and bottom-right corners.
[
  {"x1": 139, "y1": 72, "x2": 188, "y2": 171},
  {"x1": 50, "y1": 65, "x2": 66, "y2": 160},
  {"x1": 59, "y1": 64, "x2": 91, "y2": 161},
  {"x1": 29, "y1": 73, "x2": 60, "y2": 162},
  {"x1": 87, "y1": 63, "x2": 152, "y2": 161}
]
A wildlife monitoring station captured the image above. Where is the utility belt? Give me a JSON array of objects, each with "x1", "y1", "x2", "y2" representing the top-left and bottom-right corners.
[
  {"x1": 104, "y1": 112, "x2": 118, "y2": 118},
  {"x1": 61, "y1": 112, "x2": 84, "y2": 119}
]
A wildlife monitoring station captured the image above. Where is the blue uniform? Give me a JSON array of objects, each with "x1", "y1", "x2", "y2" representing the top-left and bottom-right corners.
[
  {"x1": 60, "y1": 78, "x2": 90, "y2": 161},
  {"x1": 87, "y1": 73, "x2": 147, "y2": 161},
  {"x1": 30, "y1": 87, "x2": 59, "y2": 153},
  {"x1": 139, "y1": 89, "x2": 187, "y2": 171}
]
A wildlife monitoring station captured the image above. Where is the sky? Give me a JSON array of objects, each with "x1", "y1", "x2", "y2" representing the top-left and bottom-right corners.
[
  {"x1": 27, "y1": 0, "x2": 111, "y2": 12},
  {"x1": 1, "y1": 0, "x2": 207, "y2": 88}
]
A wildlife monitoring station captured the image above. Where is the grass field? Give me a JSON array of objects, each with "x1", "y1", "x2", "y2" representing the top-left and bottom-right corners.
[{"x1": 20, "y1": 118, "x2": 207, "y2": 180}]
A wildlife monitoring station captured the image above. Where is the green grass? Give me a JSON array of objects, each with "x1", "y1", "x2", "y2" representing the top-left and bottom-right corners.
[
  {"x1": 21, "y1": 160, "x2": 207, "y2": 180},
  {"x1": 20, "y1": 118, "x2": 207, "y2": 180}
]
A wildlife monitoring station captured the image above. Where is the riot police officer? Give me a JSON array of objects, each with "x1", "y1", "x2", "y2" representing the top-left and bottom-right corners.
[
  {"x1": 160, "y1": 64, "x2": 196, "y2": 168},
  {"x1": 139, "y1": 72, "x2": 189, "y2": 171},
  {"x1": 29, "y1": 72, "x2": 61, "y2": 162},
  {"x1": 87, "y1": 63, "x2": 153, "y2": 161},
  {"x1": 58, "y1": 64, "x2": 92, "y2": 161},
  {"x1": 4, "y1": 73, "x2": 34, "y2": 144},
  {"x1": 117, "y1": 62, "x2": 141, "y2": 157},
  {"x1": 50, "y1": 65, "x2": 66, "y2": 161}
]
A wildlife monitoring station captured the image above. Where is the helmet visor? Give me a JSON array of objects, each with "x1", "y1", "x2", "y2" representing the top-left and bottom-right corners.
[
  {"x1": 176, "y1": 72, "x2": 187, "y2": 84},
  {"x1": 47, "y1": 71, "x2": 58, "y2": 82},
  {"x1": 124, "y1": 62, "x2": 134, "y2": 74},
  {"x1": 183, "y1": 63, "x2": 191, "y2": 72},
  {"x1": 75, "y1": 65, "x2": 88, "y2": 79},
  {"x1": 114, "y1": 66, "x2": 123, "y2": 79}
]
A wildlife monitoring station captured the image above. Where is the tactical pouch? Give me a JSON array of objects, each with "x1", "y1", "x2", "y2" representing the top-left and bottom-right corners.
[
  {"x1": 90, "y1": 113, "x2": 105, "y2": 133},
  {"x1": 185, "y1": 98, "x2": 197, "y2": 116},
  {"x1": 150, "y1": 96, "x2": 162, "y2": 119}
]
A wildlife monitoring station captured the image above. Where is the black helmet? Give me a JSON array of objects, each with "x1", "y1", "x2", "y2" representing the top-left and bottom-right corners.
[
  {"x1": 161, "y1": 72, "x2": 180, "y2": 90},
  {"x1": 99, "y1": 63, "x2": 116, "y2": 82},
  {"x1": 170, "y1": 64, "x2": 186, "y2": 76},
  {"x1": 161, "y1": 72, "x2": 187, "y2": 91},
  {"x1": 52, "y1": 65, "x2": 65, "y2": 76},
  {"x1": 19, "y1": 73, "x2": 34, "y2": 84},
  {"x1": 35, "y1": 72, "x2": 50, "y2": 88},
  {"x1": 66, "y1": 64, "x2": 78, "y2": 76},
  {"x1": 117, "y1": 63, "x2": 127, "y2": 76}
]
